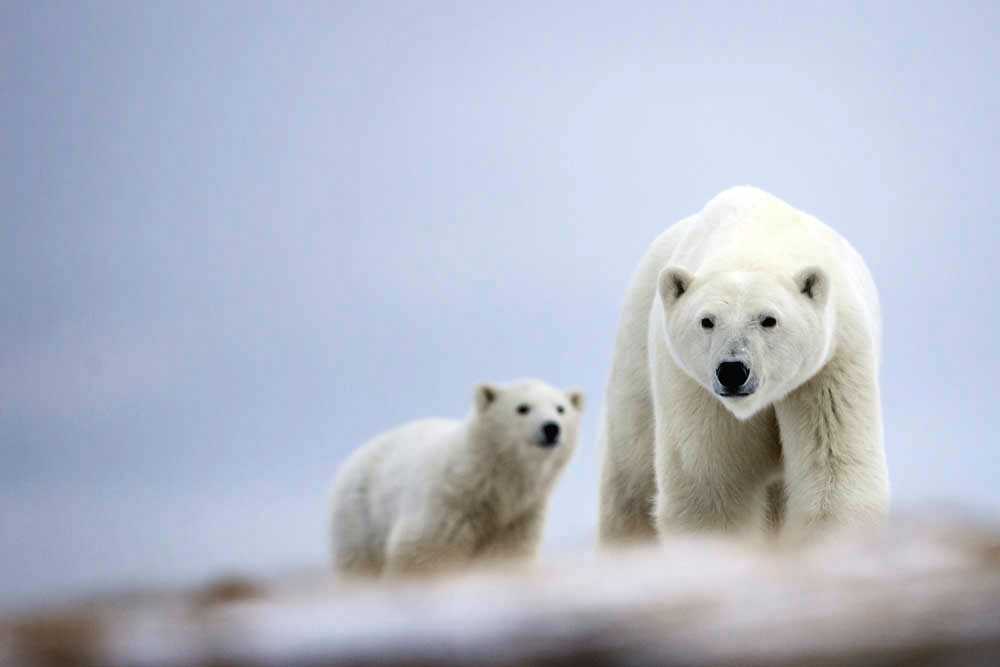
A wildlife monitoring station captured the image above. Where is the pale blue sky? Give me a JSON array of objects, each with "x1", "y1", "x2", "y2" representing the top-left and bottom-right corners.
[{"x1": 3, "y1": 1, "x2": 999, "y2": 610}]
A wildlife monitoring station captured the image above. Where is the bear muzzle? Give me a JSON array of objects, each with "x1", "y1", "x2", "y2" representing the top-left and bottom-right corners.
[
  {"x1": 537, "y1": 421, "x2": 561, "y2": 447},
  {"x1": 714, "y1": 361, "x2": 757, "y2": 397}
]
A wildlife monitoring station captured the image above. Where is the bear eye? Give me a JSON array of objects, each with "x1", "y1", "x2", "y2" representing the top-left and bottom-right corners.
[
  {"x1": 761, "y1": 316, "x2": 777, "y2": 328},
  {"x1": 516, "y1": 404, "x2": 531, "y2": 415},
  {"x1": 556, "y1": 405, "x2": 565, "y2": 414},
  {"x1": 700, "y1": 317, "x2": 714, "y2": 330}
]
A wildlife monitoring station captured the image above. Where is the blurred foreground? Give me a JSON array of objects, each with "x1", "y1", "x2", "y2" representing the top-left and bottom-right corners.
[{"x1": 4, "y1": 518, "x2": 1000, "y2": 667}]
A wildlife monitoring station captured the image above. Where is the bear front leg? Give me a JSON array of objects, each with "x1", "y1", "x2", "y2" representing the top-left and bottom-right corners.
[
  {"x1": 599, "y1": 446, "x2": 659, "y2": 545},
  {"x1": 775, "y1": 353, "x2": 890, "y2": 538},
  {"x1": 652, "y1": 371, "x2": 780, "y2": 537},
  {"x1": 653, "y1": 444, "x2": 772, "y2": 537},
  {"x1": 599, "y1": 391, "x2": 659, "y2": 546}
]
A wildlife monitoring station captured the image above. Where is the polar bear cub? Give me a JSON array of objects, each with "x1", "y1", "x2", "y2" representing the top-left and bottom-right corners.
[
  {"x1": 599, "y1": 186, "x2": 889, "y2": 544},
  {"x1": 331, "y1": 379, "x2": 583, "y2": 576}
]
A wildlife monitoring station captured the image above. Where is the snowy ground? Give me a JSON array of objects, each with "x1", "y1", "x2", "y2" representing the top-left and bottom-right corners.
[{"x1": 5, "y1": 516, "x2": 1000, "y2": 667}]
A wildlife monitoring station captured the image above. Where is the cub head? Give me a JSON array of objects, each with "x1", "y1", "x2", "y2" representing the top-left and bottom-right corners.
[
  {"x1": 657, "y1": 266, "x2": 834, "y2": 420},
  {"x1": 471, "y1": 379, "x2": 584, "y2": 465}
]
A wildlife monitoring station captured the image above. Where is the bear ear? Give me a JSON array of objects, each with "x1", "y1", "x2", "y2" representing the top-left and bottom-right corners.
[
  {"x1": 794, "y1": 266, "x2": 829, "y2": 306},
  {"x1": 566, "y1": 389, "x2": 585, "y2": 412},
  {"x1": 475, "y1": 383, "x2": 500, "y2": 413},
  {"x1": 658, "y1": 266, "x2": 694, "y2": 308}
]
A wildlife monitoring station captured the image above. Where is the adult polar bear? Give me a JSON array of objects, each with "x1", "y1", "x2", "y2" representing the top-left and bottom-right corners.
[{"x1": 599, "y1": 187, "x2": 889, "y2": 544}]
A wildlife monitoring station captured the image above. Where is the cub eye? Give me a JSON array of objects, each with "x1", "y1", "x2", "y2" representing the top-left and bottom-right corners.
[
  {"x1": 761, "y1": 316, "x2": 777, "y2": 328},
  {"x1": 700, "y1": 317, "x2": 714, "y2": 330},
  {"x1": 516, "y1": 404, "x2": 531, "y2": 415},
  {"x1": 556, "y1": 405, "x2": 565, "y2": 414}
]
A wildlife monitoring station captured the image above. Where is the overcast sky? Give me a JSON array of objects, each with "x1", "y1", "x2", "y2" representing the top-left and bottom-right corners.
[{"x1": 3, "y1": 1, "x2": 999, "y2": 610}]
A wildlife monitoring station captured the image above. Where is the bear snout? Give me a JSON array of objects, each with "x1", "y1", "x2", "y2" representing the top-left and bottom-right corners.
[
  {"x1": 539, "y1": 421, "x2": 561, "y2": 446},
  {"x1": 715, "y1": 361, "x2": 754, "y2": 396}
]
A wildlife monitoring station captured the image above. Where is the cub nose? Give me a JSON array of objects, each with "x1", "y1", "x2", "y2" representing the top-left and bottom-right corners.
[
  {"x1": 716, "y1": 361, "x2": 750, "y2": 391},
  {"x1": 541, "y1": 421, "x2": 561, "y2": 445}
]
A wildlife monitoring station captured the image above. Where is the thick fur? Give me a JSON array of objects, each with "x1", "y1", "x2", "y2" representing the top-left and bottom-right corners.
[
  {"x1": 599, "y1": 187, "x2": 889, "y2": 545},
  {"x1": 331, "y1": 380, "x2": 583, "y2": 576}
]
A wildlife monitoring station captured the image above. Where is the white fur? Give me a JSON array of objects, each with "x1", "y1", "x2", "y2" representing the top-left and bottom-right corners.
[
  {"x1": 599, "y1": 187, "x2": 889, "y2": 544},
  {"x1": 331, "y1": 379, "x2": 583, "y2": 576}
]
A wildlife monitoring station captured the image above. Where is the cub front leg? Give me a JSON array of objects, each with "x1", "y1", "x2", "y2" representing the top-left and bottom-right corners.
[
  {"x1": 385, "y1": 516, "x2": 477, "y2": 576},
  {"x1": 775, "y1": 353, "x2": 890, "y2": 537},
  {"x1": 479, "y1": 510, "x2": 545, "y2": 562}
]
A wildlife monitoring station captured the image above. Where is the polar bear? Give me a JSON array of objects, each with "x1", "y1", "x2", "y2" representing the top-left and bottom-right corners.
[
  {"x1": 331, "y1": 379, "x2": 583, "y2": 576},
  {"x1": 599, "y1": 187, "x2": 889, "y2": 544}
]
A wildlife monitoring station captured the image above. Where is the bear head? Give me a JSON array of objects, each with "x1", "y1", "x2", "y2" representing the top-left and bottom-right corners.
[
  {"x1": 657, "y1": 266, "x2": 834, "y2": 420},
  {"x1": 470, "y1": 379, "x2": 584, "y2": 469}
]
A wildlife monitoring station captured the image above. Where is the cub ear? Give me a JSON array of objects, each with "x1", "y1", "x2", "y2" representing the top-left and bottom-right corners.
[
  {"x1": 658, "y1": 266, "x2": 695, "y2": 308},
  {"x1": 475, "y1": 383, "x2": 500, "y2": 413},
  {"x1": 794, "y1": 266, "x2": 829, "y2": 306},
  {"x1": 566, "y1": 389, "x2": 585, "y2": 412}
]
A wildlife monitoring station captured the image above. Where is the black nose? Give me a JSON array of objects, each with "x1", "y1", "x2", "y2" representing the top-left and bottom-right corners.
[
  {"x1": 541, "y1": 421, "x2": 560, "y2": 444},
  {"x1": 716, "y1": 361, "x2": 751, "y2": 391}
]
